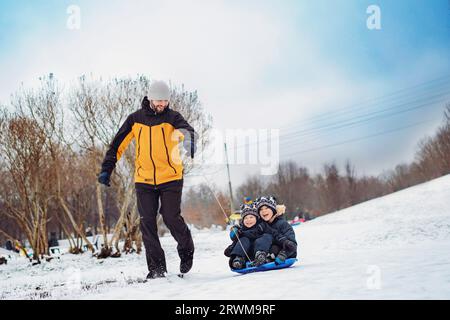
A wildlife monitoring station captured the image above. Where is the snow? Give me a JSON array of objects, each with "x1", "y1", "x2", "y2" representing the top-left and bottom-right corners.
[
  {"x1": 1, "y1": 175, "x2": 450, "y2": 299},
  {"x1": 0, "y1": 248, "x2": 11, "y2": 256}
]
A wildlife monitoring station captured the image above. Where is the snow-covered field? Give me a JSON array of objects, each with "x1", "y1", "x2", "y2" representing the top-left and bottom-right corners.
[{"x1": 1, "y1": 175, "x2": 450, "y2": 300}]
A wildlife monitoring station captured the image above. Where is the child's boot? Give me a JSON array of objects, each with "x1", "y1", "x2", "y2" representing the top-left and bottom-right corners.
[
  {"x1": 254, "y1": 251, "x2": 268, "y2": 267},
  {"x1": 275, "y1": 250, "x2": 288, "y2": 265},
  {"x1": 266, "y1": 252, "x2": 276, "y2": 262},
  {"x1": 232, "y1": 256, "x2": 246, "y2": 269}
]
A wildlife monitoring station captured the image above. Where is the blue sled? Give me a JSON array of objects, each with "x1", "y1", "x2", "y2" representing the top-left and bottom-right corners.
[{"x1": 231, "y1": 258, "x2": 298, "y2": 274}]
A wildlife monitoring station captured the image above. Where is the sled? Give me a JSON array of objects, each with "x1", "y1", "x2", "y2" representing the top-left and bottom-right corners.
[{"x1": 231, "y1": 258, "x2": 298, "y2": 274}]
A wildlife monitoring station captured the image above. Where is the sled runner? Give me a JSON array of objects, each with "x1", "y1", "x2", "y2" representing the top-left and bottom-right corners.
[{"x1": 231, "y1": 258, "x2": 298, "y2": 274}]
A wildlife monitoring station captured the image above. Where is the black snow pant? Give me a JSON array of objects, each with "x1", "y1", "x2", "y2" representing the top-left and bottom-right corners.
[
  {"x1": 230, "y1": 234, "x2": 273, "y2": 262},
  {"x1": 136, "y1": 179, "x2": 194, "y2": 274}
]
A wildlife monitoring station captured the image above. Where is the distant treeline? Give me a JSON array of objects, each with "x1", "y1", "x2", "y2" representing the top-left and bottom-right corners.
[{"x1": 183, "y1": 104, "x2": 450, "y2": 225}]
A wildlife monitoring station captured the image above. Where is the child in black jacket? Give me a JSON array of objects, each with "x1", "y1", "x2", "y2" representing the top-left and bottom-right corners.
[
  {"x1": 255, "y1": 196, "x2": 297, "y2": 264},
  {"x1": 224, "y1": 203, "x2": 273, "y2": 269}
]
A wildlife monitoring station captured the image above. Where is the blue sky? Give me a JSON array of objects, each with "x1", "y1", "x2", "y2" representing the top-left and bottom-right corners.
[{"x1": 1, "y1": 0, "x2": 449, "y2": 187}]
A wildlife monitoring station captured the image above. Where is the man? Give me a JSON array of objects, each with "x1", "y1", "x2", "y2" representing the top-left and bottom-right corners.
[{"x1": 98, "y1": 80, "x2": 196, "y2": 279}]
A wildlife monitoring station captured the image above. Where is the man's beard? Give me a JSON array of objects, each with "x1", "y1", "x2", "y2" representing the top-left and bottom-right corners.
[
  {"x1": 150, "y1": 102, "x2": 167, "y2": 114},
  {"x1": 154, "y1": 105, "x2": 165, "y2": 113}
]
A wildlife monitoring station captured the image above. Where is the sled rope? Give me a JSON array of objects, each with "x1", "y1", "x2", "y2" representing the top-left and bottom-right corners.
[{"x1": 200, "y1": 173, "x2": 253, "y2": 264}]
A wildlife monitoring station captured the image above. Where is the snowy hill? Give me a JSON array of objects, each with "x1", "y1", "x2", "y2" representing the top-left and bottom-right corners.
[{"x1": 1, "y1": 175, "x2": 450, "y2": 299}]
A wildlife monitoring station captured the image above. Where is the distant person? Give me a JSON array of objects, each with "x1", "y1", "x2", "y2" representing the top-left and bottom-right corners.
[
  {"x1": 48, "y1": 232, "x2": 59, "y2": 248},
  {"x1": 302, "y1": 209, "x2": 311, "y2": 221},
  {"x1": 5, "y1": 240, "x2": 13, "y2": 251},
  {"x1": 85, "y1": 227, "x2": 93, "y2": 237}
]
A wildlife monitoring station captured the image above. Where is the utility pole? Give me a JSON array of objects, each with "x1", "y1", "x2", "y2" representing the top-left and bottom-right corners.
[{"x1": 224, "y1": 143, "x2": 234, "y2": 213}]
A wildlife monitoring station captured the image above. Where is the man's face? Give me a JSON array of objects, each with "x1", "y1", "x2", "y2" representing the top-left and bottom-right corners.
[{"x1": 151, "y1": 100, "x2": 169, "y2": 114}]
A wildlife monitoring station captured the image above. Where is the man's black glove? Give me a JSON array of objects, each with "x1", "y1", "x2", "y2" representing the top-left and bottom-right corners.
[
  {"x1": 98, "y1": 171, "x2": 111, "y2": 187},
  {"x1": 183, "y1": 139, "x2": 196, "y2": 159},
  {"x1": 181, "y1": 130, "x2": 196, "y2": 159}
]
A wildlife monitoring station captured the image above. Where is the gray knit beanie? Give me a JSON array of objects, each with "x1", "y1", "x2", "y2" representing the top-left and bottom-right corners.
[{"x1": 148, "y1": 80, "x2": 171, "y2": 101}]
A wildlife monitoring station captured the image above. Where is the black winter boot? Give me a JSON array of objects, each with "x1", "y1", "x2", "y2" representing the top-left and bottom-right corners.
[
  {"x1": 231, "y1": 256, "x2": 246, "y2": 270},
  {"x1": 146, "y1": 268, "x2": 166, "y2": 279},
  {"x1": 180, "y1": 250, "x2": 194, "y2": 274}
]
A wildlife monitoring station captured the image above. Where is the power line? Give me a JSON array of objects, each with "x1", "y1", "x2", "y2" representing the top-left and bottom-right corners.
[
  {"x1": 281, "y1": 74, "x2": 450, "y2": 130},
  {"x1": 229, "y1": 88, "x2": 449, "y2": 150},
  {"x1": 278, "y1": 92, "x2": 449, "y2": 147},
  {"x1": 272, "y1": 79, "x2": 449, "y2": 142},
  {"x1": 187, "y1": 77, "x2": 449, "y2": 182},
  {"x1": 226, "y1": 77, "x2": 450, "y2": 151},
  {"x1": 281, "y1": 118, "x2": 436, "y2": 158},
  {"x1": 280, "y1": 89, "x2": 449, "y2": 138}
]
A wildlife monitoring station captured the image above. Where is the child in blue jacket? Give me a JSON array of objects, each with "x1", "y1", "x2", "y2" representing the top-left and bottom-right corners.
[{"x1": 255, "y1": 196, "x2": 297, "y2": 264}]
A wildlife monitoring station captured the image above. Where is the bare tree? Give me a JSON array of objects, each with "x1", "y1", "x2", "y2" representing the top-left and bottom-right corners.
[
  {"x1": 0, "y1": 113, "x2": 50, "y2": 262},
  {"x1": 13, "y1": 76, "x2": 95, "y2": 253},
  {"x1": 235, "y1": 175, "x2": 266, "y2": 203},
  {"x1": 345, "y1": 160, "x2": 358, "y2": 206},
  {"x1": 182, "y1": 183, "x2": 228, "y2": 228}
]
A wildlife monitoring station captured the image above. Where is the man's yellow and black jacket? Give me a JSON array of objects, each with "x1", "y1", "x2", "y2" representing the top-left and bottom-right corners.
[{"x1": 101, "y1": 99, "x2": 196, "y2": 186}]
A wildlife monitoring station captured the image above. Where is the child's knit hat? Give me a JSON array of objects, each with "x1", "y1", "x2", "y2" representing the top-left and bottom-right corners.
[
  {"x1": 255, "y1": 196, "x2": 277, "y2": 215},
  {"x1": 240, "y1": 203, "x2": 259, "y2": 220}
]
